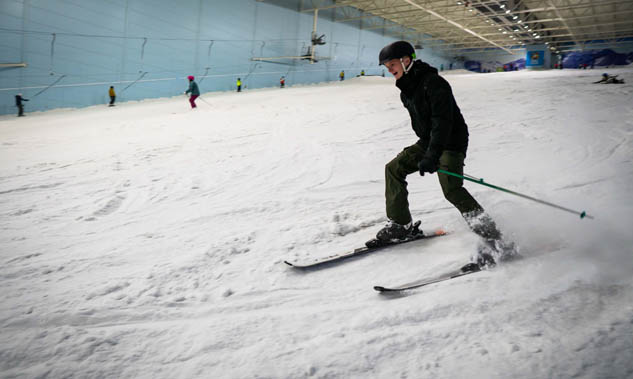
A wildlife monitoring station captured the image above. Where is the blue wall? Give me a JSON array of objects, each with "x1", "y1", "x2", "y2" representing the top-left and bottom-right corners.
[{"x1": 0, "y1": 0, "x2": 454, "y2": 115}]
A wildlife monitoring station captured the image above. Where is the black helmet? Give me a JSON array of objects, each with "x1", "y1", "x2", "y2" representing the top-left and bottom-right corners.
[{"x1": 379, "y1": 41, "x2": 416, "y2": 65}]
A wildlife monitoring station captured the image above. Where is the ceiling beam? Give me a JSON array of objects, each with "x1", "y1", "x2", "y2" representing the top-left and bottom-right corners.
[
  {"x1": 556, "y1": 38, "x2": 633, "y2": 50},
  {"x1": 478, "y1": 20, "x2": 633, "y2": 36},
  {"x1": 436, "y1": 30, "x2": 633, "y2": 50},
  {"x1": 401, "y1": 0, "x2": 514, "y2": 53},
  {"x1": 546, "y1": 0, "x2": 580, "y2": 47},
  {"x1": 508, "y1": 0, "x2": 633, "y2": 15}
]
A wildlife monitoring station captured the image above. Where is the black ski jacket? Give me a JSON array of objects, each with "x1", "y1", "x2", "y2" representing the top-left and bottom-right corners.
[
  {"x1": 15, "y1": 95, "x2": 29, "y2": 106},
  {"x1": 396, "y1": 60, "x2": 469, "y2": 163}
]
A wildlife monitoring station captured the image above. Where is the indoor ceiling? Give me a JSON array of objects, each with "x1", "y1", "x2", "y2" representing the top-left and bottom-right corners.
[{"x1": 298, "y1": 0, "x2": 633, "y2": 55}]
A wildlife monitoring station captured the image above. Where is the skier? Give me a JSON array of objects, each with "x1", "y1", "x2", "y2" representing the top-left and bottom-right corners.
[
  {"x1": 108, "y1": 86, "x2": 116, "y2": 106},
  {"x1": 280, "y1": 76, "x2": 285, "y2": 88},
  {"x1": 184, "y1": 75, "x2": 200, "y2": 108},
  {"x1": 339, "y1": 70, "x2": 345, "y2": 81},
  {"x1": 237, "y1": 77, "x2": 242, "y2": 92},
  {"x1": 374, "y1": 40, "x2": 514, "y2": 266},
  {"x1": 360, "y1": 70, "x2": 365, "y2": 76},
  {"x1": 15, "y1": 93, "x2": 29, "y2": 117},
  {"x1": 594, "y1": 73, "x2": 624, "y2": 84}
]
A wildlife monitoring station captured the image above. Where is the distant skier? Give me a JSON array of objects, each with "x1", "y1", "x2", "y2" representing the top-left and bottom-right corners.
[
  {"x1": 360, "y1": 70, "x2": 365, "y2": 76},
  {"x1": 108, "y1": 86, "x2": 116, "y2": 106},
  {"x1": 594, "y1": 73, "x2": 624, "y2": 84},
  {"x1": 374, "y1": 40, "x2": 515, "y2": 266},
  {"x1": 280, "y1": 76, "x2": 285, "y2": 88},
  {"x1": 237, "y1": 78, "x2": 242, "y2": 92},
  {"x1": 15, "y1": 93, "x2": 29, "y2": 117},
  {"x1": 339, "y1": 70, "x2": 345, "y2": 81},
  {"x1": 185, "y1": 75, "x2": 200, "y2": 108}
]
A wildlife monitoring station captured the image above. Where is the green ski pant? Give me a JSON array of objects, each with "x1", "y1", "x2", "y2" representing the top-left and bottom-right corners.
[{"x1": 385, "y1": 143, "x2": 484, "y2": 225}]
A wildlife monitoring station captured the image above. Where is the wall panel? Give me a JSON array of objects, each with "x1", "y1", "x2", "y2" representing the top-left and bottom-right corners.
[{"x1": 0, "y1": 0, "x2": 452, "y2": 115}]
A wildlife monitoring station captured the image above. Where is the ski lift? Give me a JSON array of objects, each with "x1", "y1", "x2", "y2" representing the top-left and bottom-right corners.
[{"x1": 251, "y1": 9, "x2": 330, "y2": 64}]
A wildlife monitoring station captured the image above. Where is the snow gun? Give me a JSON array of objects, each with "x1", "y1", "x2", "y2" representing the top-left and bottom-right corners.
[{"x1": 437, "y1": 170, "x2": 594, "y2": 220}]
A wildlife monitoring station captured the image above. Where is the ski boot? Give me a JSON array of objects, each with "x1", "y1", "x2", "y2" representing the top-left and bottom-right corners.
[
  {"x1": 475, "y1": 238, "x2": 520, "y2": 268},
  {"x1": 365, "y1": 220, "x2": 423, "y2": 248}
]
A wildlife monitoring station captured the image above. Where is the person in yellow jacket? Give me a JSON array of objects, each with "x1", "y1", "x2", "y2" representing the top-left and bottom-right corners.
[
  {"x1": 237, "y1": 78, "x2": 242, "y2": 92},
  {"x1": 108, "y1": 86, "x2": 116, "y2": 106},
  {"x1": 339, "y1": 70, "x2": 345, "y2": 81}
]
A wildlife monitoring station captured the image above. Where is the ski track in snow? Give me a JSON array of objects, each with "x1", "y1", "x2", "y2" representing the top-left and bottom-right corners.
[{"x1": 1, "y1": 68, "x2": 633, "y2": 378}]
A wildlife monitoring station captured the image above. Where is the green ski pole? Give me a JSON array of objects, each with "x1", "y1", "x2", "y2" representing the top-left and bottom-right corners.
[{"x1": 437, "y1": 169, "x2": 594, "y2": 220}]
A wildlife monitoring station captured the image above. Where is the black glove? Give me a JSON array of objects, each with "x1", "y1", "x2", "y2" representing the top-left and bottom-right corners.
[{"x1": 418, "y1": 158, "x2": 438, "y2": 176}]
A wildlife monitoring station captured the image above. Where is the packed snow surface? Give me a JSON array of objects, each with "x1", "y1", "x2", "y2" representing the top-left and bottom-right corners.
[{"x1": 1, "y1": 68, "x2": 633, "y2": 379}]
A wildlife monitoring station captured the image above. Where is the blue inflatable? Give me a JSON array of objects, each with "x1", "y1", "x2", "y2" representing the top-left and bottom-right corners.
[
  {"x1": 562, "y1": 49, "x2": 633, "y2": 68},
  {"x1": 464, "y1": 61, "x2": 482, "y2": 72},
  {"x1": 464, "y1": 58, "x2": 525, "y2": 73},
  {"x1": 464, "y1": 47, "x2": 632, "y2": 72}
]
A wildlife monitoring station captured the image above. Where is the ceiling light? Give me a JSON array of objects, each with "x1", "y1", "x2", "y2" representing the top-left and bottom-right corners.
[
  {"x1": 499, "y1": 28, "x2": 503, "y2": 31},
  {"x1": 517, "y1": 20, "x2": 522, "y2": 24},
  {"x1": 457, "y1": 1, "x2": 462, "y2": 4},
  {"x1": 513, "y1": 16, "x2": 518, "y2": 20},
  {"x1": 505, "y1": 10, "x2": 510, "y2": 13},
  {"x1": 503, "y1": 31, "x2": 507, "y2": 34},
  {"x1": 469, "y1": 8, "x2": 473, "y2": 11},
  {"x1": 500, "y1": 4, "x2": 505, "y2": 8},
  {"x1": 535, "y1": 35, "x2": 540, "y2": 39}
]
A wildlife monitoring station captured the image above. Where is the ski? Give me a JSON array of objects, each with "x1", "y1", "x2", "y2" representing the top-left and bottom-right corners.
[
  {"x1": 284, "y1": 223, "x2": 447, "y2": 269},
  {"x1": 374, "y1": 263, "x2": 483, "y2": 293}
]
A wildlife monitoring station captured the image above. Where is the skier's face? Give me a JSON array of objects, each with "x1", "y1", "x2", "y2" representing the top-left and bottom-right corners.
[{"x1": 384, "y1": 57, "x2": 410, "y2": 80}]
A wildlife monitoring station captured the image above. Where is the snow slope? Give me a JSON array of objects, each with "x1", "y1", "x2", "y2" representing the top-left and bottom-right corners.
[{"x1": 1, "y1": 68, "x2": 632, "y2": 379}]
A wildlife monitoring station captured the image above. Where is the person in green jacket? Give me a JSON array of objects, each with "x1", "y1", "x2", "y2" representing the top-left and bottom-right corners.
[
  {"x1": 185, "y1": 75, "x2": 200, "y2": 108},
  {"x1": 237, "y1": 78, "x2": 242, "y2": 92},
  {"x1": 374, "y1": 41, "x2": 515, "y2": 266}
]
